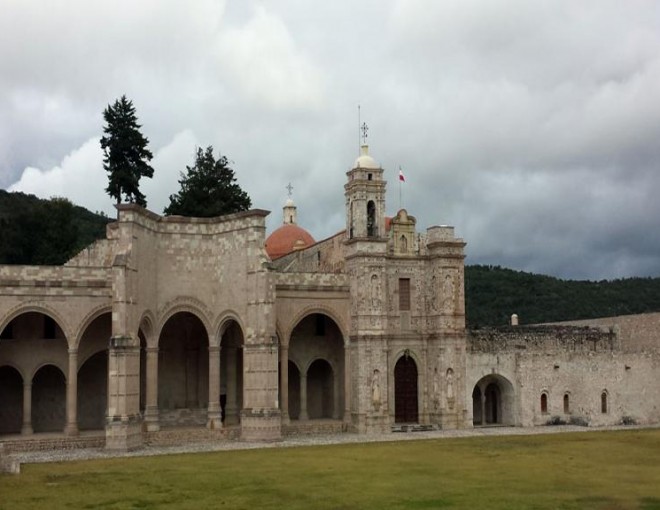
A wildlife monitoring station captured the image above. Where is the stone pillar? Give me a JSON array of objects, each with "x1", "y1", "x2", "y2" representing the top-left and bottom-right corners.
[
  {"x1": 65, "y1": 348, "x2": 79, "y2": 436},
  {"x1": 333, "y1": 370, "x2": 340, "y2": 420},
  {"x1": 225, "y1": 347, "x2": 238, "y2": 425},
  {"x1": 21, "y1": 381, "x2": 32, "y2": 435},
  {"x1": 299, "y1": 373, "x2": 309, "y2": 421},
  {"x1": 280, "y1": 345, "x2": 289, "y2": 424},
  {"x1": 344, "y1": 339, "x2": 351, "y2": 424},
  {"x1": 106, "y1": 336, "x2": 142, "y2": 451},
  {"x1": 144, "y1": 347, "x2": 159, "y2": 432},
  {"x1": 240, "y1": 341, "x2": 281, "y2": 441},
  {"x1": 207, "y1": 345, "x2": 222, "y2": 429}
]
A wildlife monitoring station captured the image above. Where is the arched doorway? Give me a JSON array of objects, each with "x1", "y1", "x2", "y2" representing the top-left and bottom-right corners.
[
  {"x1": 77, "y1": 351, "x2": 107, "y2": 430},
  {"x1": 0, "y1": 366, "x2": 23, "y2": 434},
  {"x1": 472, "y1": 374, "x2": 515, "y2": 426},
  {"x1": 394, "y1": 355, "x2": 418, "y2": 423},
  {"x1": 158, "y1": 312, "x2": 209, "y2": 428},
  {"x1": 220, "y1": 320, "x2": 244, "y2": 425},
  {"x1": 307, "y1": 359, "x2": 334, "y2": 419},
  {"x1": 32, "y1": 365, "x2": 66, "y2": 433},
  {"x1": 77, "y1": 312, "x2": 111, "y2": 431},
  {"x1": 288, "y1": 313, "x2": 344, "y2": 422}
]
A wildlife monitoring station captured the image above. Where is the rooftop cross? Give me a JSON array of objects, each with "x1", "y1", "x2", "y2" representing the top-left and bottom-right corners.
[
  {"x1": 361, "y1": 122, "x2": 369, "y2": 144},
  {"x1": 286, "y1": 182, "x2": 293, "y2": 198}
]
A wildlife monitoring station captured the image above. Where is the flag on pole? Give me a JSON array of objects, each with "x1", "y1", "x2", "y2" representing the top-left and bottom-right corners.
[{"x1": 399, "y1": 168, "x2": 406, "y2": 182}]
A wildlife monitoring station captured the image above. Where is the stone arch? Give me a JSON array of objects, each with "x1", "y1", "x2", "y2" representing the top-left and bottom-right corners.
[
  {"x1": 0, "y1": 365, "x2": 23, "y2": 434},
  {"x1": 77, "y1": 350, "x2": 108, "y2": 430},
  {"x1": 472, "y1": 374, "x2": 515, "y2": 426},
  {"x1": 73, "y1": 304, "x2": 113, "y2": 350},
  {"x1": 213, "y1": 311, "x2": 246, "y2": 347},
  {"x1": 394, "y1": 351, "x2": 419, "y2": 423},
  {"x1": 286, "y1": 305, "x2": 348, "y2": 345},
  {"x1": 367, "y1": 200, "x2": 376, "y2": 237},
  {"x1": 287, "y1": 312, "x2": 345, "y2": 422},
  {"x1": 306, "y1": 358, "x2": 335, "y2": 419},
  {"x1": 157, "y1": 297, "x2": 213, "y2": 340},
  {"x1": 157, "y1": 311, "x2": 210, "y2": 428},
  {"x1": 31, "y1": 364, "x2": 66, "y2": 433},
  {"x1": 219, "y1": 317, "x2": 245, "y2": 425},
  {"x1": 0, "y1": 303, "x2": 71, "y2": 347},
  {"x1": 138, "y1": 310, "x2": 157, "y2": 346}
]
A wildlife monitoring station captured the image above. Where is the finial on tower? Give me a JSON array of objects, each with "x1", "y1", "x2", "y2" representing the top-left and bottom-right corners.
[
  {"x1": 361, "y1": 122, "x2": 369, "y2": 144},
  {"x1": 286, "y1": 182, "x2": 294, "y2": 198}
]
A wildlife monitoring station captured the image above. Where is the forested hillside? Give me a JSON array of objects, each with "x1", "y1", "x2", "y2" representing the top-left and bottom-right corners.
[
  {"x1": 465, "y1": 265, "x2": 660, "y2": 327},
  {"x1": 0, "y1": 190, "x2": 109, "y2": 265},
  {"x1": 2, "y1": 191, "x2": 659, "y2": 326}
]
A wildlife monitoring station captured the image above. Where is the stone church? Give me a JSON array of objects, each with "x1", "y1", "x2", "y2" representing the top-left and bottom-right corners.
[{"x1": 1, "y1": 144, "x2": 659, "y2": 451}]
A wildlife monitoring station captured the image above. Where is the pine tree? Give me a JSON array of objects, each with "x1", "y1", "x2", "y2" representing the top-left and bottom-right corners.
[
  {"x1": 164, "y1": 146, "x2": 251, "y2": 217},
  {"x1": 100, "y1": 95, "x2": 154, "y2": 207}
]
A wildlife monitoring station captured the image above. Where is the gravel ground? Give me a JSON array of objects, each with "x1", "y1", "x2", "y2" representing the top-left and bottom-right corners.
[{"x1": 8, "y1": 423, "x2": 659, "y2": 466}]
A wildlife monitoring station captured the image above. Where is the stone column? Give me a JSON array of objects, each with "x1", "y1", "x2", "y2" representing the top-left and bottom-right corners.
[
  {"x1": 144, "y1": 347, "x2": 159, "y2": 432},
  {"x1": 280, "y1": 345, "x2": 289, "y2": 424},
  {"x1": 207, "y1": 345, "x2": 221, "y2": 429},
  {"x1": 299, "y1": 373, "x2": 309, "y2": 421},
  {"x1": 344, "y1": 339, "x2": 351, "y2": 423},
  {"x1": 333, "y1": 369, "x2": 340, "y2": 420},
  {"x1": 225, "y1": 347, "x2": 238, "y2": 425},
  {"x1": 21, "y1": 381, "x2": 32, "y2": 435},
  {"x1": 65, "y1": 348, "x2": 79, "y2": 436}
]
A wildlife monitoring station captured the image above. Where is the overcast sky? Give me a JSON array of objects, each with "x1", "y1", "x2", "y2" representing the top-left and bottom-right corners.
[{"x1": 2, "y1": 0, "x2": 660, "y2": 280}]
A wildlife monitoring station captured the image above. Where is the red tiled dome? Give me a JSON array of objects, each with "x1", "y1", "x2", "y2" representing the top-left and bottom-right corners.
[{"x1": 265, "y1": 224, "x2": 315, "y2": 260}]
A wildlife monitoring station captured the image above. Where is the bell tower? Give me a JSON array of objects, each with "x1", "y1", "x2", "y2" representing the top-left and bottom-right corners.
[{"x1": 345, "y1": 136, "x2": 386, "y2": 242}]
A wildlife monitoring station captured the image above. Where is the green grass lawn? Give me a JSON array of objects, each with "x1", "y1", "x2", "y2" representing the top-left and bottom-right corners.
[{"x1": 2, "y1": 429, "x2": 660, "y2": 509}]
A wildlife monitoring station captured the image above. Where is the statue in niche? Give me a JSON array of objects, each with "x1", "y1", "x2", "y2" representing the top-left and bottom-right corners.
[
  {"x1": 371, "y1": 369, "x2": 381, "y2": 411},
  {"x1": 370, "y1": 274, "x2": 381, "y2": 310},
  {"x1": 446, "y1": 368, "x2": 455, "y2": 409},
  {"x1": 442, "y1": 274, "x2": 455, "y2": 313}
]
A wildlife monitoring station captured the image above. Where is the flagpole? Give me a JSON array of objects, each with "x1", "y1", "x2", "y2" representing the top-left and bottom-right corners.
[{"x1": 399, "y1": 165, "x2": 402, "y2": 211}]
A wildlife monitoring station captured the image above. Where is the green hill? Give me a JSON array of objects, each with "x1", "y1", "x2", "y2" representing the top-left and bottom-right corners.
[
  {"x1": 2, "y1": 191, "x2": 659, "y2": 325},
  {"x1": 465, "y1": 265, "x2": 660, "y2": 327},
  {"x1": 0, "y1": 190, "x2": 110, "y2": 265}
]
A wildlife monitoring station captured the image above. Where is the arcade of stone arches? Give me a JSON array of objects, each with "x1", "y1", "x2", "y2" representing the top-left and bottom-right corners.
[{"x1": 1, "y1": 308, "x2": 526, "y2": 436}]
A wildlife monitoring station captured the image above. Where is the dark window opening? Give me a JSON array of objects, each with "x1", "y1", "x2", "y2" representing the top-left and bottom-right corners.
[
  {"x1": 44, "y1": 316, "x2": 56, "y2": 339},
  {"x1": 601, "y1": 392, "x2": 608, "y2": 413},
  {"x1": 563, "y1": 394, "x2": 570, "y2": 414},
  {"x1": 399, "y1": 278, "x2": 411, "y2": 311},
  {"x1": 541, "y1": 393, "x2": 548, "y2": 414},
  {"x1": 367, "y1": 173, "x2": 373, "y2": 181},
  {"x1": 315, "y1": 314, "x2": 326, "y2": 336},
  {"x1": 367, "y1": 201, "x2": 376, "y2": 237}
]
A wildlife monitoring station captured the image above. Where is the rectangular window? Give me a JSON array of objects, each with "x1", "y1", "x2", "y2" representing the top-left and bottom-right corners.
[{"x1": 399, "y1": 278, "x2": 411, "y2": 311}]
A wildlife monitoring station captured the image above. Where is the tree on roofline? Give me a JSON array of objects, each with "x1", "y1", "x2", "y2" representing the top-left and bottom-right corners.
[
  {"x1": 164, "y1": 146, "x2": 251, "y2": 217},
  {"x1": 100, "y1": 95, "x2": 154, "y2": 207}
]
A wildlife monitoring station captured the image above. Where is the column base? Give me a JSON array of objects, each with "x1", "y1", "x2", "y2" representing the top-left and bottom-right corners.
[
  {"x1": 144, "y1": 406, "x2": 160, "y2": 432},
  {"x1": 105, "y1": 417, "x2": 143, "y2": 451},
  {"x1": 240, "y1": 408, "x2": 281, "y2": 441},
  {"x1": 64, "y1": 423, "x2": 79, "y2": 436},
  {"x1": 207, "y1": 408, "x2": 223, "y2": 430},
  {"x1": 21, "y1": 425, "x2": 33, "y2": 435}
]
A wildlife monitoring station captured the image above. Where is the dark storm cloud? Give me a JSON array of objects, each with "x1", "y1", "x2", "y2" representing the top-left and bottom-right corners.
[{"x1": 2, "y1": 0, "x2": 659, "y2": 279}]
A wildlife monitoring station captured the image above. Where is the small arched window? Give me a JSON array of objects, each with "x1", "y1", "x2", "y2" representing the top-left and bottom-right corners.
[
  {"x1": 563, "y1": 393, "x2": 570, "y2": 414},
  {"x1": 367, "y1": 201, "x2": 376, "y2": 237},
  {"x1": 541, "y1": 393, "x2": 548, "y2": 414},
  {"x1": 601, "y1": 391, "x2": 608, "y2": 414}
]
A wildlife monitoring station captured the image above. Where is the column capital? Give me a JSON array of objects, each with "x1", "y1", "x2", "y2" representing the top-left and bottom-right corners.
[
  {"x1": 68, "y1": 348, "x2": 79, "y2": 355},
  {"x1": 145, "y1": 346, "x2": 159, "y2": 354}
]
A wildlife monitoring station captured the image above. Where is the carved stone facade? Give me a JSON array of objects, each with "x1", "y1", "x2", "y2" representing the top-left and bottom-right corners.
[{"x1": 1, "y1": 145, "x2": 659, "y2": 451}]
